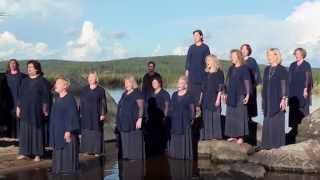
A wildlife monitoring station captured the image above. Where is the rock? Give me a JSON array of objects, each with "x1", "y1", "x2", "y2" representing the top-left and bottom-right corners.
[
  {"x1": 230, "y1": 162, "x2": 266, "y2": 178},
  {"x1": 248, "y1": 139, "x2": 320, "y2": 173},
  {"x1": 297, "y1": 108, "x2": 320, "y2": 142},
  {"x1": 198, "y1": 140, "x2": 254, "y2": 162}
]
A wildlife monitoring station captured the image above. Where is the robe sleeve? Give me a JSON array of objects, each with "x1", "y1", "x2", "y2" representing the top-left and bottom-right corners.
[
  {"x1": 164, "y1": 93, "x2": 170, "y2": 117},
  {"x1": 243, "y1": 67, "x2": 251, "y2": 95},
  {"x1": 252, "y1": 60, "x2": 262, "y2": 85},
  {"x1": 41, "y1": 79, "x2": 51, "y2": 116},
  {"x1": 305, "y1": 64, "x2": 313, "y2": 91},
  {"x1": 136, "y1": 92, "x2": 144, "y2": 119},
  {"x1": 281, "y1": 68, "x2": 289, "y2": 98},
  {"x1": 185, "y1": 46, "x2": 192, "y2": 70},
  {"x1": 100, "y1": 89, "x2": 107, "y2": 115},
  {"x1": 218, "y1": 70, "x2": 225, "y2": 92},
  {"x1": 65, "y1": 97, "x2": 80, "y2": 133}
]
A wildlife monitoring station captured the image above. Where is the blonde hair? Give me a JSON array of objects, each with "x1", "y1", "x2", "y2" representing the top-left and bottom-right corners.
[
  {"x1": 88, "y1": 70, "x2": 99, "y2": 83},
  {"x1": 230, "y1": 49, "x2": 245, "y2": 65},
  {"x1": 124, "y1": 75, "x2": 138, "y2": 89},
  {"x1": 205, "y1": 54, "x2": 220, "y2": 73},
  {"x1": 267, "y1": 48, "x2": 282, "y2": 65},
  {"x1": 55, "y1": 75, "x2": 71, "y2": 89},
  {"x1": 177, "y1": 75, "x2": 188, "y2": 89}
]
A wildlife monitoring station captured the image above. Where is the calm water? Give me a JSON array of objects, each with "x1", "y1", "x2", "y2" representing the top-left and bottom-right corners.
[
  {"x1": 2, "y1": 142, "x2": 320, "y2": 180},
  {"x1": 1, "y1": 90, "x2": 320, "y2": 180}
]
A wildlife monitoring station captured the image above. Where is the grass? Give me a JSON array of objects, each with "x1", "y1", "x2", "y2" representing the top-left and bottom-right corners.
[{"x1": 1, "y1": 55, "x2": 320, "y2": 93}]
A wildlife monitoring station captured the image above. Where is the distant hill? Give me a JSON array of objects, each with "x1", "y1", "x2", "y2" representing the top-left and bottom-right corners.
[{"x1": 1, "y1": 55, "x2": 320, "y2": 92}]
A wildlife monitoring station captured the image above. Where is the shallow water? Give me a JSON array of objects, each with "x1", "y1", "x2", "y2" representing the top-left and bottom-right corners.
[{"x1": 1, "y1": 142, "x2": 319, "y2": 180}]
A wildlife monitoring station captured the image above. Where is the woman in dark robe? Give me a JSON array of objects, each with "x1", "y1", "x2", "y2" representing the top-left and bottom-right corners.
[
  {"x1": 80, "y1": 71, "x2": 107, "y2": 156},
  {"x1": 240, "y1": 44, "x2": 262, "y2": 145},
  {"x1": 168, "y1": 76, "x2": 195, "y2": 160},
  {"x1": 116, "y1": 75, "x2": 145, "y2": 160},
  {"x1": 261, "y1": 48, "x2": 288, "y2": 149},
  {"x1": 185, "y1": 30, "x2": 211, "y2": 103},
  {"x1": 16, "y1": 60, "x2": 50, "y2": 162},
  {"x1": 199, "y1": 54, "x2": 224, "y2": 140},
  {"x1": 5, "y1": 59, "x2": 27, "y2": 138},
  {"x1": 50, "y1": 77, "x2": 80, "y2": 174},
  {"x1": 288, "y1": 48, "x2": 313, "y2": 144},
  {"x1": 145, "y1": 76, "x2": 170, "y2": 157},
  {"x1": 224, "y1": 49, "x2": 251, "y2": 144}
]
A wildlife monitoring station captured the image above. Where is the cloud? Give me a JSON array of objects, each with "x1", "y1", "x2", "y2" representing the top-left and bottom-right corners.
[
  {"x1": 0, "y1": 31, "x2": 54, "y2": 59},
  {"x1": 0, "y1": 0, "x2": 81, "y2": 18},
  {"x1": 151, "y1": 44, "x2": 161, "y2": 56},
  {"x1": 64, "y1": 21, "x2": 102, "y2": 60},
  {"x1": 173, "y1": 1, "x2": 320, "y2": 66},
  {"x1": 172, "y1": 46, "x2": 188, "y2": 56}
]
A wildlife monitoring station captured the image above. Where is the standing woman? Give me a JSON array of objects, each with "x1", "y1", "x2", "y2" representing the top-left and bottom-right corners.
[
  {"x1": 116, "y1": 75, "x2": 145, "y2": 160},
  {"x1": 50, "y1": 77, "x2": 80, "y2": 174},
  {"x1": 224, "y1": 49, "x2": 251, "y2": 144},
  {"x1": 288, "y1": 48, "x2": 313, "y2": 144},
  {"x1": 199, "y1": 55, "x2": 224, "y2": 140},
  {"x1": 168, "y1": 76, "x2": 195, "y2": 160},
  {"x1": 185, "y1": 30, "x2": 211, "y2": 103},
  {"x1": 240, "y1": 44, "x2": 262, "y2": 145},
  {"x1": 16, "y1": 60, "x2": 50, "y2": 162},
  {"x1": 261, "y1": 48, "x2": 288, "y2": 149},
  {"x1": 5, "y1": 59, "x2": 27, "y2": 138},
  {"x1": 145, "y1": 76, "x2": 170, "y2": 156},
  {"x1": 80, "y1": 71, "x2": 107, "y2": 156}
]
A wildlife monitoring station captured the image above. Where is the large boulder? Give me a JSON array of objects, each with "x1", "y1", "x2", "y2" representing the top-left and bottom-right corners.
[
  {"x1": 297, "y1": 108, "x2": 320, "y2": 142},
  {"x1": 198, "y1": 140, "x2": 254, "y2": 162},
  {"x1": 248, "y1": 139, "x2": 320, "y2": 173}
]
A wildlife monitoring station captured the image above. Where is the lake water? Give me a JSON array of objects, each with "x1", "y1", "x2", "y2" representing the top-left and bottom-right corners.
[{"x1": 2, "y1": 142, "x2": 320, "y2": 180}]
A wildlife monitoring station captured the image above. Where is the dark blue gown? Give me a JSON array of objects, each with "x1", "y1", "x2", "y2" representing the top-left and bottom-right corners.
[
  {"x1": 168, "y1": 91, "x2": 194, "y2": 160},
  {"x1": 200, "y1": 70, "x2": 224, "y2": 140},
  {"x1": 5, "y1": 72, "x2": 27, "y2": 138},
  {"x1": 225, "y1": 65, "x2": 251, "y2": 138},
  {"x1": 79, "y1": 85, "x2": 107, "y2": 154},
  {"x1": 288, "y1": 61, "x2": 313, "y2": 144},
  {"x1": 262, "y1": 65, "x2": 288, "y2": 149},
  {"x1": 116, "y1": 89, "x2": 145, "y2": 160},
  {"x1": 145, "y1": 89, "x2": 170, "y2": 157},
  {"x1": 185, "y1": 43, "x2": 210, "y2": 103},
  {"x1": 18, "y1": 76, "x2": 50, "y2": 156},
  {"x1": 50, "y1": 94, "x2": 80, "y2": 174}
]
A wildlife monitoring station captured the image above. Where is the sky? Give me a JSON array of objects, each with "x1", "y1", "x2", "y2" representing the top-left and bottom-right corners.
[{"x1": 0, "y1": 0, "x2": 319, "y2": 66}]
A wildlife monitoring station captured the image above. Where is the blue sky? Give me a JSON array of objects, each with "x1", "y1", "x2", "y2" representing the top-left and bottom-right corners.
[{"x1": 0, "y1": 0, "x2": 319, "y2": 66}]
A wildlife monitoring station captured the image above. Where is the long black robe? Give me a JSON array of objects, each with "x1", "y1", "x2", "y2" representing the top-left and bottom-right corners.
[
  {"x1": 116, "y1": 89, "x2": 145, "y2": 160},
  {"x1": 261, "y1": 65, "x2": 288, "y2": 149},
  {"x1": 50, "y1": 94, "x2": 80, "y2": 174},
  {"x1": 79, "y1": 85, "x2": 107, "y2": 154},
  {"x1": 288, "y1": 60, "x2": 313, "y2": 144},
  {"x1": 145, "y1": 89, "x2": 170, "y2": 157},
  {"x1": 168, "y1": 91, "x2": 195, "y2": 160},
  {"x1": 18, "y1": 76, "x2": 50, "y2": 156}
]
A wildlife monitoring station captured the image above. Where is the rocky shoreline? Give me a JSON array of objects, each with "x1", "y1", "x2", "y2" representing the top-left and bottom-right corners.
[{"x1": 198, "y1": 107, "x2": 320, "y2": 178}]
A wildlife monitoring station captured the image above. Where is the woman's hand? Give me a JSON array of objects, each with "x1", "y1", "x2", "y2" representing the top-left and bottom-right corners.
[
  {"x1": 136, "y1": 118, "x2": 143, "y2": 129},
  {"x1": 243, "y1": 95, "x2": 249, "y2": 104},
  {"x1": 303, "y1": 88, "x2": 308, "y2": 99},
  {"x1": 280, "y1": 98, "x2": 287, "y2": 111},
  {"x1": 16, "y1": 107, "x2": 20, "y2": 118},
  {"x1": 64, "y1": 132, "x2": 71, "y2": 143},
  {"x1": 100, "y1": 115, "x2": 106, "y2": 121}
]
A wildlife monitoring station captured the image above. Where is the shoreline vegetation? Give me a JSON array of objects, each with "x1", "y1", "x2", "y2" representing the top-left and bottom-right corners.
[{"x1": 1, "y1": 55, "x2": 320, "y2": 93}]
